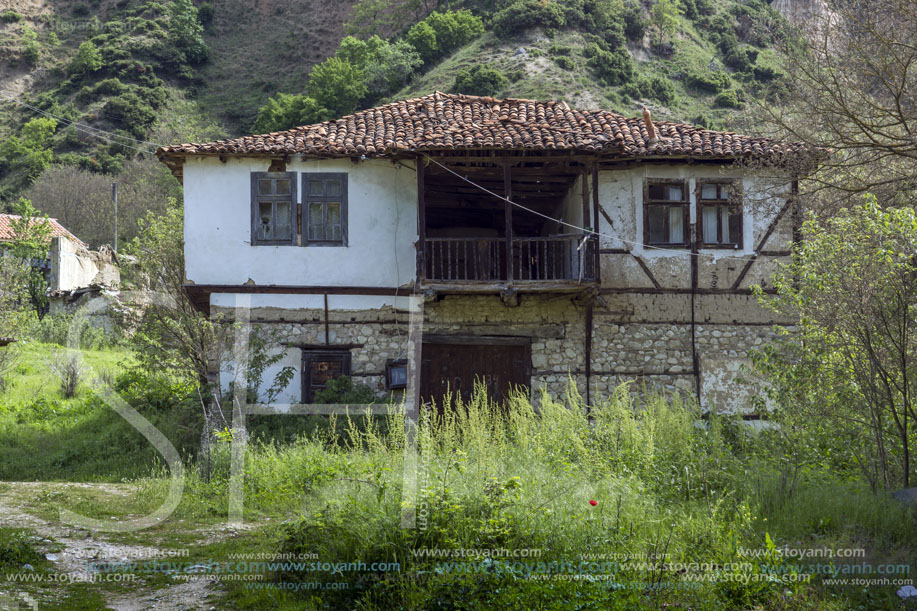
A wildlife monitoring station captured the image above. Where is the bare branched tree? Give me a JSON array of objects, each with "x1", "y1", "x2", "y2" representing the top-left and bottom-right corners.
[{"x1": 751, "y1": 0, "x2": 917, "y2": 212}]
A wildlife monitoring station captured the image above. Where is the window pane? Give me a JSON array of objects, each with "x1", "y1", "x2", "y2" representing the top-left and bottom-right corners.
[
  {"x1": 275, "y1": 179, "x2": 291, "y2": 195},
  {"x1": 275, "y1": 201, "x2": 291, "y2": 239},
  {"x1": 669, "y1": 206, "x2": 684, "y2": 243},
  {"x1": 258, "y1": 201, "x2": 273, "y2": 240},
  {"x1": 326, "y1": 180, "x2": 341, "y2": 197},
  {"x1": 309, "y1": 180, "x2": 324, "y2": 196},
  {"x1": 701, "y1": 183, "x2": 718, "y2": 200},
  {"x1": 647, "y1": 206, "x2": 667, "y2": 243},
  {"x1": 702, "y1": 206, "x2": 718, "y2": 243},
  {"x1": 327, "y1": 225, "x2": 342, "y2": 242},
  {"x1": 648, "y1": 183, "x2": 666, "y2": 200},
  {"x1": 310, "y1": 357, "x2": 344, "y2": 385},
  {"x1": 308, "y1": 203, "x2": 324, "y2": 241},
  {"x1": 326, "y1": 202, "x2": 341, "y2": 225},
  {"x1": 667, "y1": 185, "x2": 684, "y2": 201},
  {"x1": 258, "y1": 180, "x2": 272, "y2": 196},
  {"x1": 728, "y1": 208, "x2": 742, "y2": 245}
]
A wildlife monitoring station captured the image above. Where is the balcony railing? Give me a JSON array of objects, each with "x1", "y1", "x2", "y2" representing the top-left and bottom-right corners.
[{"x1": 422, "y1": 235, "x2": 596, "y2": 284}]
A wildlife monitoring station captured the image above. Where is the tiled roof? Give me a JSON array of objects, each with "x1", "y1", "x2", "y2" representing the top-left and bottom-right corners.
[
  {"x1": 157, "y1": 92, "x2": 807, "y2": 162},
  {"x1": 0, "y1": 214, "x2": 86, "y2": 246}
]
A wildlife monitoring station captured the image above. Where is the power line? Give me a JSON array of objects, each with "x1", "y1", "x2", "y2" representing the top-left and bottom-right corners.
[
  {"x1": 1, "y1": 94, "x2": 164, "y2": 154},
  {"x1": 422, "y1": 154, "x2": 758, "y2": 262}
]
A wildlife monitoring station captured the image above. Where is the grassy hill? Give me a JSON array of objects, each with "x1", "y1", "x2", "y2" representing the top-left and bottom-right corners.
[{"x1": 0, "y1": 0, "x2": 793, "y2": 212}]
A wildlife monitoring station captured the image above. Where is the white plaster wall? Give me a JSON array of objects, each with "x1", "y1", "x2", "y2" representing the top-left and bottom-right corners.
[
  {"x1": 183, "y1": 156, "x2": 418, "y2": 287},
  {"x1": 50, "y1": 237, "x2": 100, "y2": 292},
  {"x1": 595, "y1": 165, "x2": 792, "y2": 261}
]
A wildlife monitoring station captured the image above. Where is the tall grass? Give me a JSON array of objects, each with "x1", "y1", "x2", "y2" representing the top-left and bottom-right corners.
[{"x1": 162, "y1": 382, "x2": 915, "y2": 609}]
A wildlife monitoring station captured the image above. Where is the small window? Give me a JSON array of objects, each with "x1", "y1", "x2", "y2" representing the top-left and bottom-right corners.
[
  {"x1": 251, "y1": 172, "x2": 296, "y2": 246},
  {"x1": 386, "y1": 358, "x2": 408, "y2": 390},
  {"x1": 698, "y1": 181, "x2": 743, "y2": 249},
  {"x1": 644, "y1": 180, "x2": 689, "y2": 247},
  {"x1": 302, "y1": 350, "x2": 352, "y2": 402},
  {"x1": 303, "y1": 173, "x2": 348, "y2": 246}
]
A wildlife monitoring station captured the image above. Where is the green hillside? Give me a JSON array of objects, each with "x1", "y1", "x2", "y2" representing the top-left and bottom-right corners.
[{"x1": 0, "y1": 0, "x2": 793, "y2": 234}]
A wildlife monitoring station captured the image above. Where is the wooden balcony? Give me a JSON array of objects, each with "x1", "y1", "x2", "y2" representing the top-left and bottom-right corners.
[{"x1": 420, "y1": 235, "x2": 597, "y2": 291}]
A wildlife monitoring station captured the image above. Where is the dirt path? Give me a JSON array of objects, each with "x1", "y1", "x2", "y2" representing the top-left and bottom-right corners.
[{"x1": 0, "y1": 482, "x2": 223, "y2": 611}]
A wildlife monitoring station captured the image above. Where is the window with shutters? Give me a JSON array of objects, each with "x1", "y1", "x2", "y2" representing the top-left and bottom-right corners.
[
  {"x1": 301, "y1": 350, "x2": 352, "y2": 402},
  {"x1": 697, "y1": 181, "x2": 743, "y2": 249},
  {"x1": 303, "y1": 173, "x2": 348, "y2": 246},
  {"x1": 644, "y1": 180, "x2": 689, "y2": 247},
  {"x1": 251, "y1": 172, "x2": 296, "y2": 246}
]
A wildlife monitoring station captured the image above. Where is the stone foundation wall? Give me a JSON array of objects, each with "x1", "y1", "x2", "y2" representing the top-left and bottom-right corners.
[{"x1": 213, "y1": 292, "x2": 790, "y2": 413}]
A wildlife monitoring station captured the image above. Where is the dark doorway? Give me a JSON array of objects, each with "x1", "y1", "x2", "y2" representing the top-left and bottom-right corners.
[{"x1": 420, "y1": 338, "x2": 531, "y2": 408}]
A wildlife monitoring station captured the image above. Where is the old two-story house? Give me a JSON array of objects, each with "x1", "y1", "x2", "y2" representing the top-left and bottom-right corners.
[{"x1": 157, "y1": 92, "x2": 807, "y2": 414}]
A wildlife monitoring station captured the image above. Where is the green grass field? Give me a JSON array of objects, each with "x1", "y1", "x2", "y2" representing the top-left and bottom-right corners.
[{"x1": 0, "y1": 342, "x2": 914, "y2": 609}]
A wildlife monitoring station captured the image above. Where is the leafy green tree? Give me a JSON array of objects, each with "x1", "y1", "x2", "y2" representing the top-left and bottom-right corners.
[
  {"x1": 492, "y1": 0, "x2": 566, "y2": 38},
  {"x1": 364, "y1": 39, "x2": 422, "y2": 94},
  {"x1": 452, "y1": 64, "x2": 508, "y2": 97},
  {"x1": 8, "y1": 198, "x2": 52, "y2": 318},
  {"x1": 169, "y1": 0, "x2": 207, "y2": 64},
  {"x1": 252, "y1": 93, "x2": 329, "y2": 133},
  {"x1": 307, "y1": 56, "x2": 368, "y2": 117},
  {"x1": 755, "y1": 196, "x2": 917, "y2": 489},
  {"x1": 0, "y1": 118, "x2": 57, "y2": 189},
  {"x1": 20, "y1": 24, "x2": 39, "y2": 65},
  {"x1": 405, "y1": 21, "x2": 437, "y2": 64},
  {"x1": 650, "y1": 0, "x2": 682, "y2": 45},
  {"x1": 69, "y1": 40, "x2": 103, "y2": 75}
]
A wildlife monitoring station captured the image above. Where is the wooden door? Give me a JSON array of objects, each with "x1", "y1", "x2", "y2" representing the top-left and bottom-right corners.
[{"x1": 420, "y1": 340, "x2": 531, "y2": 408}]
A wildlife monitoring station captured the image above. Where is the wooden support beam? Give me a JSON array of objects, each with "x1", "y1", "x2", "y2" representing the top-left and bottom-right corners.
[
  {"x1": 417, "y1": 156, "x2": 426, "y2": 283},
  {"x1": 504, "y1": 163, "x2": 514, "y2": 286},
  {"x1": 592, "y1": 163, "x2": 601, "y2": 284},
  {"x1": 730, "y1": 197, "x2": 794, "y2": 290}
]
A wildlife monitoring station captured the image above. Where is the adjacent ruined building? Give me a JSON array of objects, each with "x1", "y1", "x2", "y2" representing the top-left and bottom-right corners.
[{"x1": 157, "y1": 92, "x2": 811, "y2": 415}]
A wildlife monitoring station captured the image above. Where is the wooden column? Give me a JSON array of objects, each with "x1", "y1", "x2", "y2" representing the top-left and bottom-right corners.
[
  {"x1": 417, "y1": 156, "x2": 426, "y2": 283},
  {"x1": 504, "y1": 163, "x2": 513, "y2": 285},
  {"x1": 592, "y1": 163, "x2": 600, "y2": 283}
]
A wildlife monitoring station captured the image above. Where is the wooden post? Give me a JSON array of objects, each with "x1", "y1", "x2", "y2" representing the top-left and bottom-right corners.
[
  {"x1": 417, "y1": 156, "x2": 426, "y2": 283},
  {"x1": 504, "y1": 163, "x2": 513, "y2": 285},
  {"x1": 592, "y1": 163, "x2": 600, "y2": 282}
]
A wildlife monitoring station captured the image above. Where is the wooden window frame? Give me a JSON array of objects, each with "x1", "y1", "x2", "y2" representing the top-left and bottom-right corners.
[
  {"x1": 696, "y1": 180, "x2": 743, "y2": 250},
  {"x1": 301, "y1": 349, "x2": 352, "y2": 402},
  {"x1": 302, "y1": 173, "x2": 348, "y2": 247},
  {"x1": 643, "y1": 179, "x2": 690, "y2": 248},
  {"x1": 251, "y1": 172, "x2": 297, "y2": 246},
  {"x1": 385, "y1": 358, "x2": 408, "y2": 390}
]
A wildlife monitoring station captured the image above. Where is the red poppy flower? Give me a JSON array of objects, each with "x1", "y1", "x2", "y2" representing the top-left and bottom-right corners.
[{"x1": 589, "y1": 500, "x2": 598, "y2": 506}]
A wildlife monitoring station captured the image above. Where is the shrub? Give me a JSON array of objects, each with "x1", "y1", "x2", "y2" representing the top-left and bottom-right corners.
[
  {"x1": 47, "y1": 348, "x2": 85, "y2": 398},
  {"x1": 714, "y1": 89, "x2": 743, "y2": 108},
  {"x1": 492, "y1": 0, "x2": 566, "y2": 38},
  {"x1": 621, "y1": 1, "x2": 646, "y2": 40},
  {"x1": 405, "y1": 21, "x2": 437, "y2": 64},
  {"x1": 548, "y1": 43, "x2": 572, "y2": 56},
  {"x1": 312, "y1": 376, "x2": 377, "y2": 405},
  {"x1": 452, "y1": 64, "x2": 509, "y2": 97},
  {"x1": 72, "y1": 3, "x2": 90, "y2": 16},
  {"x1": 686, "y1": 69, "x2": 731, "y2": 93},
  {"x1": 585, "y1": 43, "x2": 634, "y2": 86},
  {"x1": 624, "y1": 75, "x2": 677, "y2": 105},
  {"x1": 102, "y1": 92, "x2": 156, "y2": 137},
  {"x1": 405, "y1": 10, "x2": 483, "y2": 65},
  {"x1": 554, "y1": 55, "x2": 574, "y2": 70},
  {"x1": 1, "y1": 9, "x2": 22, "y2": 22}
]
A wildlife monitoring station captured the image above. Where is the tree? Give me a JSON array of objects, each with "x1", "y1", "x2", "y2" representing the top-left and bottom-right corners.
[
  {"x1": 70, "y1": 40, "x2": 102, "y2": 75},
  {"x1": 8, "y1": 198, "x2": 52, "y2": 318},
  {"x1": 405, "y1": 21, "x2": 437, "y2": 64},
  {"x1": 0, "y1": 117, "x2": 57, "y2": 190},
  {"x1": 127, "y1": 200, "x2": 292, "y2": 479},
  {"x1": 26, "y1": 159, "x2": 181, "y2": 248},
  {"x1": 650, "y1": 0, "x2": 682, "y2": 45},
  {"x1": 169, "y1": 0, "x2": 207, "y2": 64},
  {"x1": 306, "y1": 57, "x2": 368, "y2": 117},
  {"x1": 754, "y1": 196, "x2": 917, "y2": 490},
  {"x1": 252, "y1": 94, "x2": 329, "y2": 133},
  {"x1": 752, "y1": 0, "x2": 917, "y2": 211}
]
